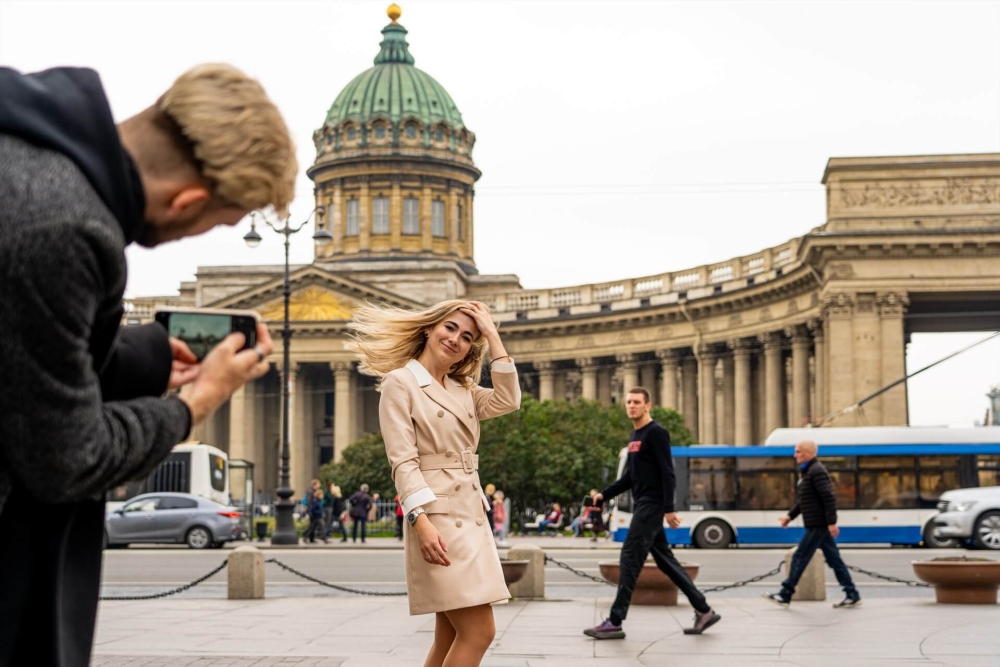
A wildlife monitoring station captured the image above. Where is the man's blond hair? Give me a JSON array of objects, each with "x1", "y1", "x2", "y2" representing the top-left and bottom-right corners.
[{"x1": 158, "y1": 63, "x2": 297, "y2": 215}]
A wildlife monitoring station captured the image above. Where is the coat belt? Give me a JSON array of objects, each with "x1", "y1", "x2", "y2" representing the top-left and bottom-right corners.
[{"x1": 419, "y1": 451, "x2": 478, "y2": 474}]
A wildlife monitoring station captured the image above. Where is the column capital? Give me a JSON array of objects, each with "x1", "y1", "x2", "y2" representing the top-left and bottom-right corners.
[
  {"x1": 821, "y1": 291, "x2": 855, "y2": 319},
  {"x1": 806, "y1": 318, "x2": 825, "y2": 340},
  {"x1": 331, "y1": 361, "x2": 354, "y2": 376},
  {"x1": 389, "y1": 174, "x2": 403, "y2": 184},
  {"x1": 615, "y1": 353, "x2": 638, "y2": 367},
  {"x1": 696, "y1": 343, "x2": 721, "y2": 359},
  {"x1": 535, "y1": 360, "x2": 555, "y2": 373},
  {"x1": 877, "y1": 291, "x2": 910, "y2": 317},
  {"x1": 784, "y1": 324, "x2": 811, "y2": 346},
  {"x1": 757, "y1": 331, "x2": 783, "y2": 349},
  {"x1": 576, "y1": 357, "x2": 598, "y2": 371},
  {"x1": 727, "y1": 338, "x2": 755, "y2": 356},
  {"x1": 656, "y1": 348, "x2": 681, "y2": 364}
]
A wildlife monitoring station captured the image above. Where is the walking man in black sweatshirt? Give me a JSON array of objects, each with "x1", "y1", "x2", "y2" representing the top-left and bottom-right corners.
[
  {"x1": 583, "y1": 387, "x2": 721, "y2": 640},
  {"x1": 763, "y1": 439, "x2": 861, "y2": 608}
]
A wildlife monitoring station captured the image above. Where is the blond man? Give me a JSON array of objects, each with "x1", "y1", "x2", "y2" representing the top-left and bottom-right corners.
[{"x1": 0, "y1": 63, "x2": 296, "y2": 667}]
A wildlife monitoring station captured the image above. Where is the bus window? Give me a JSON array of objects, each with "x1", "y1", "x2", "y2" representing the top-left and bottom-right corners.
[
  {"x1": 917, "y1": 470, "x2": 960, "y2": 506},
  {"x1": 859, "y1": 470, "x2": 917, "y2": 509},
  {"x1": 978, "y1": 455, "x2": 1000, "y2": 487},
  {"x1": 822, "y1": 456, "x2": 856, "y2": 469},
  {"x1": 210, "y1": 455, "x2": 227, "y2": 493},
  {"x1": 828, "y1": 471, "x2": 857, "y2": 509},
  {"x1": 859, "y1": 456, "x2": 915, "y2": 469},
  {"x1": 736, "y1": 457, "x2": 795, "y2": 471},
  {"x1": 737, "y1": 472, "x2": 795, "y2": 510},
  {"x1": 688, "y1": 458, "x2": 736, "y2": 510}
]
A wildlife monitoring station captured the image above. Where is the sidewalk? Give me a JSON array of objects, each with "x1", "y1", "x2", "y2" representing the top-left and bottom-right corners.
[
  {"x1": 133, "y1": 534, "x2": 624, "y2": 551},
  {"x1": 91, "y1": 595, "x2": 1000, "y2": 667}
]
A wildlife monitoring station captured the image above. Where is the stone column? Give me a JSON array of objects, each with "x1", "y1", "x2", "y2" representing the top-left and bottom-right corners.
[
  {"x1": 787, "y1": 325, "x2": 811, "y2": 427},
  {"x1": 879, "y1": 292, "x2": 910, "y2": 425},
  {"x1": 228, "y1": 384, "x2": 251, "y2": 463},
  {"x1": 448, "y1": 181, "x2": 462, "y2": 256},
  {"x1": 358, "y1": 176, "x2": 371, "y2": 252},
  {"x1": 729, "y1": 339, "x2": 753, "y2": 445},
  {"x1": 283, "y1": 364, "x2": 308, "y2": 500},
  {"x1": 759, "y1": 332, "x2": 784, "y2": 437},
  {"x1": 333, "y1": 362, "x2": 353, "y2": 464},
  {"x1": 853, "y1": 294, "x2": 884, "y2": 424},
  {"x1": 420, "y1": 181, "x2": 433, "y2": 252},
  {"x1": 824, "y1": 293, "x2": 856, "y2": 426},
  {"x1": 537, "y1": 361, "x2": 555, "y2": 401},
  {"x1": 656, "y1": 349, "x2": 680, "y2": 410},
  {"x1": 809, "y1": 319, "x2": 826, "y2": 419},
  {"x1": 577, "y1": 358, "x2": 598, "y2": 401},
  {"x1": 697, "y1": 345, "x2": 718, "y2": 444},
  {"x1": 720, "y1": 350, "x2": 735, "y2": 445},
  {"x1": 330, "y1": 179, "x2": 343, "y2": 254},
  {"x1": 682, "y1": 354, "x2": 699, "y2": 440},
  {"x1": 389, "y1": 174, "x2": 402, "y2": 250},
  {"x1": 617, "y1": 354, "x2": 640, "y2": 395},
  {"x1": 610, "y1": 369, "x2": 624, "y2": 405},
  {"x1": 252, "y1": 377, "x2": 267, "y2": 472},
  {"x1": 640, "y1": 363, "x2": 658, "y2": 406},
  {"x1": 597, "y1": 367, "x2": 612, "y2": 404}
]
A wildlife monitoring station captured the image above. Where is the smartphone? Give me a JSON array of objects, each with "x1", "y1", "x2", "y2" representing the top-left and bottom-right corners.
[{"x1": 154, "y1": 307, "x2": 261, "y2": 362}]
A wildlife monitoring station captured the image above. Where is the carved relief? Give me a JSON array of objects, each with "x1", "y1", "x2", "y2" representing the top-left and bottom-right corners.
[
  {"x1": 839, "y1": 178, "x2": 1000, "y2": 208},
  {"x1": 618, "y1": 331, "x2": 636, "y2": 344},
  {"x1": 533, "y1": 340, "x2": 553, "y2": 351},
  {"x1": 759, "y1": 307, "x2": 772, "y2": 322},
  {"x1": 576, "y1": 335, "x2": 595, "y2": 348},
  {"x1": 258, "y1": 286, "x2": 354, "y2": 322},
  {"x1": 728, "y1": 313, "x2": 742, "y2": 327},
  {"x1": 877, "y1": 291, "x2": 910, "y2": 317},
  {"x1": 787, "y1": 299, "x2": 799, "y2": 315},
  {"x1": 656, "y1": 326, "x2": 673, "y2": 339},
  {"x1": 828, "y1": 263, "x2": 855, "y2": 279},
  {"x1": 821, "y1": 292, "x2": 855, "y2": 318}
]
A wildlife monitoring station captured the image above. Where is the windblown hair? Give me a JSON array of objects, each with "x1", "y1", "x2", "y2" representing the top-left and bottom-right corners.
[
  {"x1": 156, "y1": 63, "x2": 297, "y2": 215},
  {"x1": 347, "y1": 299, "x2": 488, "y2": 387}
]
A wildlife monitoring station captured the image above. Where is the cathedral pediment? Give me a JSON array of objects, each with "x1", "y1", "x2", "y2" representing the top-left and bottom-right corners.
[{"x1": 206, "y1": 265, "x2": 420, "y2": 321}]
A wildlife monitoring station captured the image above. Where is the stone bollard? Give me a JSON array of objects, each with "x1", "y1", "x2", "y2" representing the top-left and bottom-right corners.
[
  {"x1": 507, "y1": 544, "x2": 545, "y2": 599},
  {"x1": 784, "y1": 546, "x2": 826, "y2": 601},
  {"x1": 228, "y1": 545, "x2": 265, "y2": 600}
]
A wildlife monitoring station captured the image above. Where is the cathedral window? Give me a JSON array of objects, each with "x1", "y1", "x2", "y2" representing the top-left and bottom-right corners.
[
  {"x1": 406, "y1": 124, "x2": 417, "y2": 139},
  {"x1": 403, "y1": 197, "x2": 420, "y2": 235},
  {"x1": 347, "y1": 127, "x2": 357, "y2": 141},
  {"x1": 372, "y1": 197, "x2": 389, "y2": 234},
  {"x1": 457, "y1": 203, "x2": 463, "y2": 240},
  {"x1": 434, "y1": 129, "x2": 444, "y2": 142},
  {"x1": 346, "y1": 199, "x2": 359, "y2": 236},
  {"x1": 432, "y1": 201, "x2": 445, "y2": 237},
  {"x1": 374, "y1": 124, "x2": 386, "y2": 139}
]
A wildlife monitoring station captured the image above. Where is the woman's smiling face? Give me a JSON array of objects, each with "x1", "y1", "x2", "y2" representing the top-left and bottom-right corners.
[{"x1": 426, "y1": 310, "x2": 479, "y2": 368}]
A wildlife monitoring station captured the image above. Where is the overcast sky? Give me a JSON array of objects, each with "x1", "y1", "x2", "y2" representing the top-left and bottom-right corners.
[{"x1": 1, "y1": 0, "x2": 998, "y2": 426}]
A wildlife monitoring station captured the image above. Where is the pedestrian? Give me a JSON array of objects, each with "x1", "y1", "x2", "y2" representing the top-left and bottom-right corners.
[
  {"x1": 584, "y1": 387, "x2": 722, "y2": 640},
  {"x1": 369, "y1": 491, "x2": 381, "y2": 524},
  {"x1": 571, "y1": 489, "x2": 600, "y2": 537},
  {"x1": 321, "y1": 480, "x2": 335, "y2": 540},
  {"x1": 492, "y1": 490, "x2": 508, "y2": 546},
  {"x1": 304, "y1": 490, "x2": 328, "y2": 544},
  {"x1": 0, "y1": 63, "x2": 292, "y2": 667},
  {"x1": 763, "y1": 439, "x2": 861, "y2": 608},
  {"x1": 327, "y1": 483, "x2": 348, "y2": 542},
  {"x1": 536, "y1": 502, "x2": 562, "y2": 535},
  {"x1": 350, "y1": 299, "x2": 520, "y2": 667},
  {"x1": 484, "y1": 483, "x2": 496, "y2": 533},
  {"x1": 395, "y1": 494, "x2": 405, "y2": 540},
  {"x1": 349, "y1": 483, "x2": 373, "y2": 543}
]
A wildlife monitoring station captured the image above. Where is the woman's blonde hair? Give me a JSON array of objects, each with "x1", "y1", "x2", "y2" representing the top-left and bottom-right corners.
[
  {"x1": 157, "y1": 63, "x2": 297, "y2": 215},
  {"x1": 347, "y1": 299, "x2": 489, "y2": 386}
]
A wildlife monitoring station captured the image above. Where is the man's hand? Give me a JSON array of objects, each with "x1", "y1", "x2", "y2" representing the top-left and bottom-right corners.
[
  {"x1": 179, "y1": 323, "x2": 273, "y2": 425},
  {"x1": 593, "y1": 492, "x2": 604, "y2": 506},
  {"x1": 665, "y1": 512, "x2": 682, "y2": 529},
  {"x1": 779, "y1": 515, "x2": 791, "y2": 528},
  {"x1": 828, "y1": 524, "x2": 840, "y2": 538},
  {"x1": 167, "y1": 338, "x2": 199, "y2": 390}
]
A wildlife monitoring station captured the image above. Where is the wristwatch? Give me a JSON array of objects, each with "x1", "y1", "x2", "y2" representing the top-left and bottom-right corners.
[{"x1": 407, "y1": 508, "x2": 426, "y2": 527}]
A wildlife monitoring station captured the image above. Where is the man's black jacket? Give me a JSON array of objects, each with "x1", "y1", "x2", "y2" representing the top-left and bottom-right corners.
[{"x1": 788, "y1": 458, "x2": 839, "y2": 528}]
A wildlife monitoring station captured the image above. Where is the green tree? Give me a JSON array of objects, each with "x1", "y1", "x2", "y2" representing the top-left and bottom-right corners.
[{"x1": 318, "y1": 431, "x2": 394, "y2": 499}]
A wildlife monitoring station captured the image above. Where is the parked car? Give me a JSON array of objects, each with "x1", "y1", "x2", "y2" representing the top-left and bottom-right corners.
[
  {"x1": 104, "y1": 492, "x2": 242, "y2": 549},
  {"x1": 933, "y1": 486, "x2": 1000, "y2": 550}
]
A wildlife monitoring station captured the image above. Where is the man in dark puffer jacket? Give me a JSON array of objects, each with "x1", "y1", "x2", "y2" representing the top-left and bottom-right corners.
[{"x1": 763, "y1": 440, "x2": 861, "y2": 608}]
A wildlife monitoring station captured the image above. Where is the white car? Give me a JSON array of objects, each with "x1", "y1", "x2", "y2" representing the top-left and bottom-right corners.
[{"x1": 933, "y1": 487, "x2": 1000, "y2": 550}]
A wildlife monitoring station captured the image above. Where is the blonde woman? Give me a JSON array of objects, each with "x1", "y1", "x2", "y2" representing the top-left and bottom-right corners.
[{"x1": 350, "y1": 300, "x2": 520, "y2": 667}]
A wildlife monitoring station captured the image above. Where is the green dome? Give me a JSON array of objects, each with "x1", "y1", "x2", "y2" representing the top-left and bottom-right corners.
[{"x1": 324, "y1": 22, "x2": 465, "y2": 131}]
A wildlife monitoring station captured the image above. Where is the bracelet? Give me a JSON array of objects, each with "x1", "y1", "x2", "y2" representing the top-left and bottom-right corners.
[{"x1": 491, "y1": 355, "x2": 511, "y2": 364}]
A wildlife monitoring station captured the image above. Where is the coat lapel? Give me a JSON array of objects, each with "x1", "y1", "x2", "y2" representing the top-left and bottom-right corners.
[{"x1": 405, "y1": 359, "x2": 478, "y2": 437}]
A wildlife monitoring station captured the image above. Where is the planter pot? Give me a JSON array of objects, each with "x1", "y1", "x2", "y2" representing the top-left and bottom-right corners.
[
  {"x1": 501, "y1": 559, "x2": 530, "y2": 587},
  {"x1": 912, "y1": 557, "x2": 1000, "y2": 604},
  {"x1": 598, "y1": 560, "x2": 699, "y2": 606}
]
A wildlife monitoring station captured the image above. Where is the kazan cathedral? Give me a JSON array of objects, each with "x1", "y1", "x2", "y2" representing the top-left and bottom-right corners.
[{"x1": 129, "y1": 5, "x2": 1000, "y2": 498}]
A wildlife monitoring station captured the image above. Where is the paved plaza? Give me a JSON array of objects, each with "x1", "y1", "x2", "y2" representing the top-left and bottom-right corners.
[{"x1": 91, "y1": 594, "x2": 999, "y2": 667}]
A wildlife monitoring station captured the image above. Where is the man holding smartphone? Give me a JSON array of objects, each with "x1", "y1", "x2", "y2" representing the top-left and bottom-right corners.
[
  {"x1": 583, "y1": 388, "x2": 722, "y2": 640},
  {"x1": 0, "y1": 63, "x2": 295, "y2": 666}
]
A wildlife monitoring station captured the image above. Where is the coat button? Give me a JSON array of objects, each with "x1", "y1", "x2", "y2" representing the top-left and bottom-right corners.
[
  {"x1": 437, "y1": 410, "x2": 444, "y2": 418},
  {"x1": 455, "y1": 484, "x2": 461, "y2": 491},
  {"x1": 456, "y1": 520, "x2": 463, "y2": 528},
  {"x1": 476, "y1": 518, "x2": 484, "y2": 526}
]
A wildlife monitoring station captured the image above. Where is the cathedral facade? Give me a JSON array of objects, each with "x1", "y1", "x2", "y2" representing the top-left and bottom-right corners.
[{"x1": 128, "y1": 7, "x2": 1000, "y2": 497}]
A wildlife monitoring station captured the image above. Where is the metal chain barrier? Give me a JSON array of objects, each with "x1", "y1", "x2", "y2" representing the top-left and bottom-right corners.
[
  {"x1": 847, "y1": 564, "x2": 931, "y2": 588},
  {"x1": 265, "y1": 557, "x2": 407, "y2": 596},
  {"x1": 697, "y1": 561, "x2": 784, "y2": 593},
  {"x1": 99, "y1": 559, "x2": 228, "y2": 601},
  {"x1": 545, "y1": 554, "x2": 615, "y2": 585}
]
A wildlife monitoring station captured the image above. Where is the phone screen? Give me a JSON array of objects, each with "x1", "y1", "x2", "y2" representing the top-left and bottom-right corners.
[{"x1": 157, "y1": 312, "x2": 256, "y2": 361}]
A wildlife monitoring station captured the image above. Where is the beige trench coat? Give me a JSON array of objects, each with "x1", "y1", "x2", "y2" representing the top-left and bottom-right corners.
[{"x1": 379, "y1": 358, "x2": 521, "y2": 615}]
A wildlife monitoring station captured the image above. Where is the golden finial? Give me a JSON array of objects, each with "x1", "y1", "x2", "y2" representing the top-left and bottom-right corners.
[{"x1": 387, "y1": 3, "x2": 402, "y2": 23}]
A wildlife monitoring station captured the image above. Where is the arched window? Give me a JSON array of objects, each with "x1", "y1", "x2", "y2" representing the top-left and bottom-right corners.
[
  {"x1": 347, "y1": 127, "x2": 357, "y2": 141},
  {"x1": 434, "y1": 129, "x2": 444, "y2": 143},
  {"x1": 457, "y1": 203, "x2": 463, "y2": 240},
  {"x1": 405, "y1": 124, "x2": 417, "y2": 139},
  {"x1": 374, "y1": 124, "x2": 386, "y2": 139}
]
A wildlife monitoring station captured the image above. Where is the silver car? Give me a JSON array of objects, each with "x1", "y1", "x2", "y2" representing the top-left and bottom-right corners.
[
  {"x1": 933, "y1": 486, "x2": 1000, "y2": 550},
  {"x1": 105, "y1": 492, "x2": 242, "y2": 549}
]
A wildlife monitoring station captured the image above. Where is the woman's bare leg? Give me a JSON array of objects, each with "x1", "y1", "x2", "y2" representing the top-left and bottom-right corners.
[
  {"x1": 442, "y1": 605, "x2": 496, "y2": 667},
  {"x1": 423, "y1": 612, "x2": 457, "y2": 667}
]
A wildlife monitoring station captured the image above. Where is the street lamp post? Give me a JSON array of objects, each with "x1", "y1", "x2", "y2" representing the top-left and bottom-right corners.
[{"x1": 244, "y1": 207, "x2": 332, "y2": 545}]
